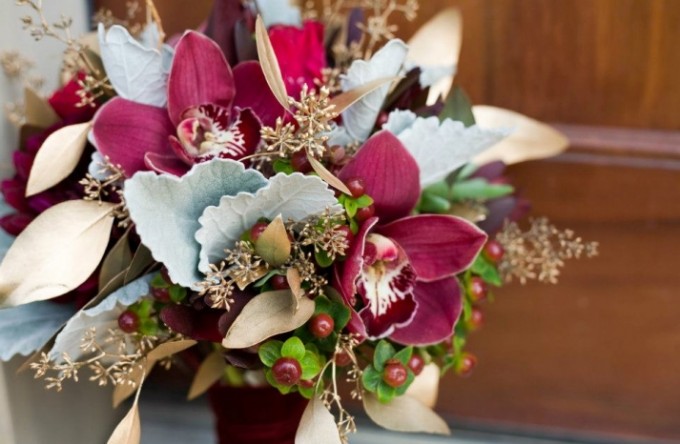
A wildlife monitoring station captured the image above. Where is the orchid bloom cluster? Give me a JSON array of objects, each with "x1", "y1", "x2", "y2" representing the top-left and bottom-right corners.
[{"x1": 0, "y1": 1, "x2": 597, "y2": 443}]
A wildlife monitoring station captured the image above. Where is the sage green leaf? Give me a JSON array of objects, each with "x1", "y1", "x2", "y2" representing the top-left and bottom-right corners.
[{"x1": 281, "y1": 337, "x2": 306, "y2": 361}]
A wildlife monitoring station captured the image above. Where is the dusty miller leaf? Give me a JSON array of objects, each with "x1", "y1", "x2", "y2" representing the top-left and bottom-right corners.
[
  {"x1": 295, "y1": 396, "x2": 342, "y2": 444},
  {"x1": 98, "y1": 24, "x2": 171, "y2": 107},
  {"x1": 196, "y1": 173, "x2": 338, "y2": 272},
  {"x1": 223, "y1": 290, "x2": 315, "y2": 349},
  {"x1": 0, "y1": 200, "x2": 116, "y2": 307},
  {"x1": 383, "y1": 110, "x2": 507, "y2": 187},
  {"x1": 256, "y1": 0, "x2": 302, "y2": 27},
  {"x1": 124, "y1": 159, "x2": 267, "y2": 289},
  {"x1": 363, "y1": 393, "x2": 450, "y2": 435},
  {"x1": 0, "y1": 302, "x2": 74, "y2": 361}
]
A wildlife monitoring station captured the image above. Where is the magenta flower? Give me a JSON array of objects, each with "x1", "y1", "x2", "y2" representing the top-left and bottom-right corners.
[
  {"x1": 335, "y1": 131, "x2": 487, "y2": 346},
  {"x1": 269, "y1": 21, "x2": 327, "y2": 99},
  {"x1": 93, "y1": 31, "x2": 284, "y2": 177}
]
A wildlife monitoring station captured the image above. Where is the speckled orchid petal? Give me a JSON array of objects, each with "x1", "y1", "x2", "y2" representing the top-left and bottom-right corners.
[
  {"x1": 357, "y1": 235, "x2": 418, "y2": 339},
  {"x1": 233, "y1": 61, "x2": 288, "y2": 127},
  {"x1": 168, "y1": 31, "x2": 236, "y2": 126},
  {"x1": 390, "y1": 277, "x2": 463, "y2": 346},
  {"x1": 92, "y1": 97, "x2": 174, "y2": 177},
  {"x1": 379, "y1": 215, "x2": 487, "y2": 281},
  {"x1": 337, "y1": 217, "x2": 379, "y2": 305},
  {"x1": 339, "y1": 131, "x2": 420, "y2": 222}
]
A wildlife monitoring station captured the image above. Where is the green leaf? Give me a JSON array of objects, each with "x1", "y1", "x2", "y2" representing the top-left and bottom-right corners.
[
  {"x1": 451, "y1": 178, "x2": 514, "y2": 201},
  {"x1": 392, "y1": 347, "x2": 413, "y2": 366},
  {"x1": 300, "y1": 350, "x2": 323, "y2": 380},
  {"x1": 462, "y1": 295, "x2": 472, "y2": 322},
  {"x1": 362, "y1": 365, "x2": 382, "y2": 392},
  {"x1": 423, "y1": 182, "x2": 449, "y2": 200},
  {"x1": 258, "y1": 340, "x2": 283, "y2": 367},
  {"x1": 273, "y1": 159, "x2": 295, "y2": 174},
  {"x1": 377, "y1": 381, "x2": 397, "y2": 403},
  {"x1": 440, "y1": 85, "x2": 475, "y2": 127},
  {"x1": 354, "y1": 195, "x2": 374, "y2": 208},
  {"x1": 281, "y1": 337, "x2": 306, "y2": 361},
  {"x1": 150, "y1": 273, "x2": 169, "y2": 289},
  {"x1": 315, "y1": 295, "x2": 351, "y2": 331},
  {"x1": 344, "y1": 199, "x2": 359, "y2": 218},
  {"x1": 374, "y1": 340, "x2": 396, "y2": 371},
  {"x1": 455, "y1": 163, "x2": 478, "y2": 182},
  {"x1": 418, "y1": 193, "x2": 451, "y2": 214},
  {"x1": 471, "y1": 255, "x2": 503, "y2": 286},
  {"x1": 168, "y1": 285, "x2": 187, "y2": 303},
  {"x1": 315, "y1": 250, "x2": 334, "y2": 268}
]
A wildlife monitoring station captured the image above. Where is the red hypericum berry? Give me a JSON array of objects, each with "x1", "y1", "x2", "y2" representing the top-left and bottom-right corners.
[
  {"x1": 299, "y1": 379, "x2": 315, "y2": 389},
  {"x1": 469, "y1": 277, "x2": 487, "y2": 302},
  {"x1": 271, "y1": 275, "x2": 290, "y2": 290},
  {"x1": 345, "y1": 178, "x2": 365, "y2": 198},
  {"x1": 329, "y1": 146, "x2": 346, "y2": 165},
  {"x1": 272, "y1": 358, "x2": 302, "y2": 386},
  {"x1": 118, "y1": 310, "x2": 139, "y2": 333},
  {"x1": 309, "y1": 313, "x2": 335, "y2": 339},
  {"x1": 355, "y1": 204, "x2": 375, "y2": 222},
  {"x1": 151, "y1": 286, "x2": 171, "y2": 303},
  {"x1": 250, "y1": 222, "x2": 269, "y2": 242},
  {"x1": 291, "y1": 150, "x2": 312, "y2": 173},
  {"x1": 407, "y1": 354, "x2": 426, "y2": 376},
  {"x1": 483, "y1": 240, "x2": 505, "y2": 263},
  {"x1": 467, "y1": 306, "x2": 484, "y2": 331},
  {"x1": 376, "y1": 111, "x2": 389, "y2": 127},
  {"x1": 383, "y1": 361, "x2": 408, "y2": 388},
  {"x1": 334, "y1": 351, "x2": 352, "y2": 367},
  {"x1": 456, "y1": 353, "x2": 477, "y2": 378}
]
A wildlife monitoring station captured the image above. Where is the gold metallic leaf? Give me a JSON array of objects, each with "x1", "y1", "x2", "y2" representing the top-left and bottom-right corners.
[
  {"x1": 405, "y1": 364, "x2": 440, "y2": 408},
  {"x1": 223, "y1": 290, "x2": 315, "y2": 349},
  {"x1": 295, "y1": 396, "x2": 342, "y2": 444},
  {"x1": 363, "y1": 393, "x2": 450, "y2": 435},
  {"x1": 286, "y1": 267, "x2": 304, "y2": 310},
  {"x1": 408, "y1": 8, "x2": 463, "y2": 104},
  {"x1": 108, "y1": 369, "x2": 144, "y2": 444},
  {"x1": 329, "y1": 76, "x2": 400, "y2": 114},
  {"x1": 0, "y1": 200, "x2": 116, "y2": 307},
  {"x1": 26, "y1": 122, "x2": 92, "y2": 197},
  {"x1": 255, "y1": 16, "x2": 290, "y2": 111},
  {"x1": 146, "y1": 339, "x2": 197, "y2": 362},
  {"x1": 113, "y1": 361, "x2": 155, "y2": 408},
  {"x1": 23, "y1": 87, "x2": 59, "y2": 128},
  {"x1": 99, "y1": 229, "x2": 133, "y2": 292},
  {"x1": 187, "y1": 351, "x2": 227, "y2": 400},
  {"x1": 255, "y1": 215, "x2": 291, "y2": 267},
  {"x1": 472, "y1": 106, "x2": 569, "y2": 165},
  {"x1": 308, "y1": 155, "x2": 352, "y2": 196}
]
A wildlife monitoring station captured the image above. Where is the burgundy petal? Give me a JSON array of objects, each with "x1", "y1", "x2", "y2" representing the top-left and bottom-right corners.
[
  {"x1": 204, "y1": 0, "x2": 246, "y2": 66},
  {"x1": 13, "y1": 151, "x2": 34, "y2": 181},
  {"x1": 337, "y1": 217, "x2": 379, "y2": 305},
  {"x1": 390, "y1": 277, "x2": 463, "y2": 346},
  {"x1": 1, "y1": 179, "x2": 30, "y2": 212},
  {"x1": 144, "y1": 152, "x2": 191, "y2": 177},
  {"x1": 93, "y1": 98, "x2": 174, "y2": 177},
  {"x1": 168, "y1": 31, "x2": 236, "y2": 126},
  {"x1": 380, "y1": 215, "x2": 487, "y2": 281},
  {"x1": 0, "y1": 212, "x2": 33, "y2": 236},
  {"x1": 339, "y1": 131, "x2": 420, "y2": 222},
  {"x1": 233, "y1": 61, "x2": 287, "y2": 127}
]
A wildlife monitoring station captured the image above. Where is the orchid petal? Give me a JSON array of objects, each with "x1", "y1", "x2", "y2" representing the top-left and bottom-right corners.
[
  {"x1": 204, "y1": 0, "x2": 245, "y2": 66},
  {"x1": 168, "y1": 31, "x2": 236, "y2": 126},
  {"x1": 337, "y1": 217, "x2": 379, "y2": 305},
  {"x1": 380, "y1": 215, "x2": 487, "y2": 281},
  {"x1": 98, "y1": 24, "x2": 170, "y2": 107},
  {"x1": 124, "y1": 160, "x2": 268, "y2": 289},
  {"x1": 144, "y1": 152, "x2": 191, "y2": 176},
  {"x1": 384, "y1": 110, "x2": 508, "y2": 187},
  {"x1": 233, "y1": 61, "x2": 288, "y2": 127},
  {"x1": 339, "y1": 131, "x2": 420, "y2": 222},
  {"x1": 196, "y1": 173, "x2": 340, "y2": 272},
  {"x1": 390, "y1": 277, "x2": 463, "y2": 346},
  {"x1": 340, "y1": 39, "x2": 408, "y2": 142},
  {"x1": 92, "y1": 97, "x2": 174, "y2": 177}
]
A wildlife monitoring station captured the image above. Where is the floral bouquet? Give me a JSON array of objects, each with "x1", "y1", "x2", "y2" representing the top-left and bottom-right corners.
[{"x1": 0, "y1": 1, "x2": 598, "y2": 443}]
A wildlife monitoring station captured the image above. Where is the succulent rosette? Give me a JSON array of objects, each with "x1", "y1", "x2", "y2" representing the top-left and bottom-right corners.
[{"x1": 0, "y1": 2, "x2": 597, "y2": 444}]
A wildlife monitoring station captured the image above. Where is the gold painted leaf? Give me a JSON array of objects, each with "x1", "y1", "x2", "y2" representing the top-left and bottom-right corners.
[
  {"x1": 23, "y1": 87, "x2": 59, "y2": 128},
  {"x1": 124, "y1": 244, "x2": 154, "y2": 285},
  {"x1": 113, "y1": 361, "x2": 155, "y2": 408},
  {"x1": 329, "y1": 77, "x2": 400, "y2": 114},
  {"x1": 472, "y1": 106, "x2": 569, "y2": 165},
  {"x1": 363, "y1": 393, "x2": 450, "y2": 435},
  {"x1": 146, "y1": 339, "x2": 197, "y2": 362},
  {"x1": 223, "y1": 290, "x2": 315, "y2": 349},
  {"x1": 108, "y1": 370, "x2": 144, "y2": 444},
  {"x1": 295, "y1": 396, "x2": 342, "y2": 444},
  {"x1": 0, "y1": 200, "x2": 116, "y2": 307},
  {"x1": 405, "y1": 363, "x2": 440, "y2": 408},
  {"x1": 255, "y1": 215, "x2": 291, "y2": 267},
  {"x1": 99, "y1": 229, "x2": 133, "y2": 292},
  {"x1": 255, "y1": 16, "x2": 290, "y2": 111},
  {"x1": 308, "y1": 155, "x2": 352, "y2": 196},
  {"x1": 188, "y1": 351, "x2": 227, "y2": 400},
  {"x1": 286, "y1": 267, "x2": 304, "y2": 309},
  {"x1": 26, "y1": 122, "x2": 92, "y2": 197},
  {"x1": 408, "y1": 8, "x2": 463, "y2": 104}
]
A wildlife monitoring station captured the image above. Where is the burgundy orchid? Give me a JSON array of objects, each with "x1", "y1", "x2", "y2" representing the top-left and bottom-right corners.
[
  {"x1": 269, "y1": 21, "x2": 327, "y2": 99},
  {"x1": 93, "y1": 31, "x2": 284, "y2": 177},
  {"x1": 335, "y1": 131, "x2": 487, "y2": 346}
]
